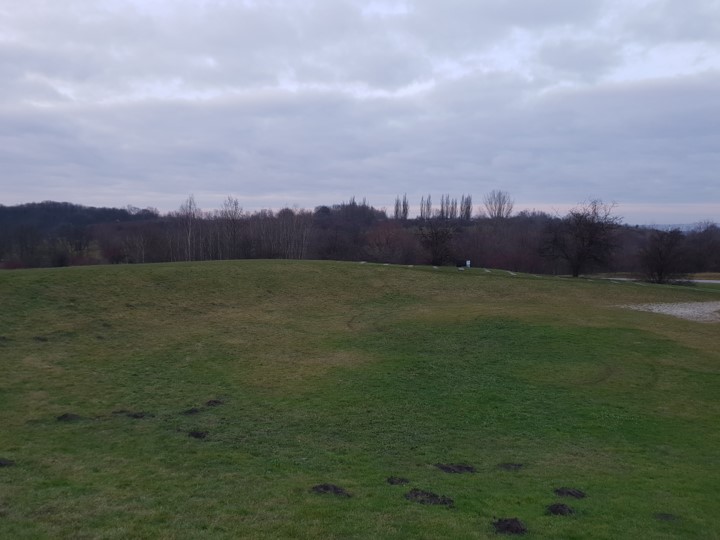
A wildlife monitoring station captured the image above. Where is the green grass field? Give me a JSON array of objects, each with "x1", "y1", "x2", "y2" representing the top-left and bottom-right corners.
[{"x1": 1, "y1": 261, "x2": 719, "y2": 539}]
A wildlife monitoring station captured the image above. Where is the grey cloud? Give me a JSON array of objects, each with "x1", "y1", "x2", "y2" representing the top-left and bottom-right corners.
[
  {"x1": 623, "y1": 0, "x2": 720, "y2": 43},
  {"x1": 0, "y1": 0, "x2": 614, "y2": 99},
  {"x1": 3, "y1": 69, "x2": 719, "y2": 212},
  {"x1": 509, "y1": 73, "x2": 720, "y2": 203},
  {"x1": 2, "y1": 0, "x2": 425, "y2": 96},
  {"x1": 403, "y1": 0, "x2": 607, "y2": 53},
  {"x1": 536, "y1": 39, "x2": 622, "y2": 81},
  {"x1": 0, "y1": 0, "x2": 718, "y2": 224}
]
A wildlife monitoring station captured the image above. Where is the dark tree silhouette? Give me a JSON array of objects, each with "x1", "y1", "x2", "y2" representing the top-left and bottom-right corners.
[
  {"x1": 685, "y1": 221, "x2": 720, "y2": 273},
  {"x1": 419, "y1": 195, "x2": 432, "y2": 220},
  {"x1": 640, "y1": 228, "x2": 689, "y2": 283},
  {"x1": 460, "y1": 194, "x2": 472, "y2": 221},
  {"x1": 418, "y1": 219, "x2": 455, "y2": 265},
  {"x1": 392, "y1": 194, "x2": 410, "y2": 221},
  {"x1": 2, "y1": 197, "x2": 716, "y2": 277},
  {"x1": 483, "y1": 190, "x2": 514, "y2": 219},
  {"x1": 401, "y1": 194, "x2": 409, "y2": 221},
  {"x1": 545, "y1": 200, "x2": 621, "y2": 277}
]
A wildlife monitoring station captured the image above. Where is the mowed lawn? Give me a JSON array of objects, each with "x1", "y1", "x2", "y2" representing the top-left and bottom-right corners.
[{"x1": 1, "y1": 260, "x2": 719, "y2": 539}]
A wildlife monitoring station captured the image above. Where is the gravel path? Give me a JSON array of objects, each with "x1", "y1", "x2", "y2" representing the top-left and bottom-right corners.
[{"x1": 622, "y1": 301, "x2": 720, "y2": 322}]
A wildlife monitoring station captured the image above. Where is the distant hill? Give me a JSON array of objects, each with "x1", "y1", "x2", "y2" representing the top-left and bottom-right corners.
[{"x1": 0, "y1": 201, "x2": 158, "y2": 234}]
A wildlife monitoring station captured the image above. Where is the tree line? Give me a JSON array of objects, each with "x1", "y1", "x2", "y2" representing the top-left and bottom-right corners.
[{"x1": 1, "y1": 194, "x2": 718, "y2": 283}]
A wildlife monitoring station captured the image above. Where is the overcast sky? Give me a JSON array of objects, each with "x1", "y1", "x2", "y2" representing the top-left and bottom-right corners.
[{"x1": 1, "y1": 0, "x2": 719, "y2": 224}]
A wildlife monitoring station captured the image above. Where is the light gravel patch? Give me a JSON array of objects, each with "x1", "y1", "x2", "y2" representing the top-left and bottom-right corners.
[{"x1": 622, "y1": 302, "x2": 720, "y2": 323}]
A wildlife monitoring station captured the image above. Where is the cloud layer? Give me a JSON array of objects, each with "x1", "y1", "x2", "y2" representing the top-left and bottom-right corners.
[{"x1": 1, "y1": 0, "x2": 719, "y2": 223}]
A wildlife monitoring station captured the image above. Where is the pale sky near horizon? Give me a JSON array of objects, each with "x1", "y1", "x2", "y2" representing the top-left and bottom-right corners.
[{"x1": 1, "y1": 0, "x2": 719, "y2": 224}]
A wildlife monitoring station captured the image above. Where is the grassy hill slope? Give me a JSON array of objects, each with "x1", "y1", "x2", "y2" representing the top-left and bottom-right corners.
[{"x1": 1, "y1": 261, "x2": 719, "y2": 539}]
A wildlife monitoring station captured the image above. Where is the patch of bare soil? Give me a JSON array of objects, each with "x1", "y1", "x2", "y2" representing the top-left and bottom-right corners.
[
  {"x1": 205, "y1": 399, "x2": 224, "y2": 407},
  {"x1": 188, "y1": 430, "x2": 208, "y2": 439},
  {"x1": 435, "y1": 463, "x2": 476, "y2": 473},
  {"x1": 56, "y1": 413, "x2": 82, "y2": 422},
  {"x1": 621, "y1": 301, "x2": 720, "y2": 322},
  {"x1": 0, "y1": 458, "x2": 16, "y2": 467},
  {"x1": 386, "y1": 476, "x2": 410, "y2": 485},
  {"x1": 311, "y1": 484, "x2": 352, "y2": 497},
  {"x1": 554, "y1": 487, "x2": 586, "y2": 499},
  {"x1": 405, "y1": 489, "x2": 454, "y2": 507},
  {"x1": 498, "y1": 463, "x2": 523, "y2": 471},
  {"x1": 547, "y1": 503, "x2": 574, "y2": 515},
  {"x1": 493, "y1": 517, "x2": 527, "y2": 535},
  {"x1": 126, "y1": 411, "x2": 153, "y2": 419}
]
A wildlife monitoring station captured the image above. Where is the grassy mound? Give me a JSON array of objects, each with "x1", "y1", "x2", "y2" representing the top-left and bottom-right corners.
[{"x1": 1, "y1": 261, "x2": 719, "y2": 538}]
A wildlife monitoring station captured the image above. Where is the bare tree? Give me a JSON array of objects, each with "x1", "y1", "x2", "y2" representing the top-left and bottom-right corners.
[
  {"x1": 419, "y1": 194, "x2": 433, "y2": 220},
  {"x1": 544, "y1": 200, "x2": 621, "y2": 277},
  {"x1": 276, "y1": 208, "x2": 313, "y2": 259},
  {"x1": 685, "y1": 221, "x2": 720, "y2": 272},
  {"x1": 393, "y1": 194, "x2": 410, "y2": 220},
  {"x1": 177, "y1": 195, "x2": 202, "y2": 261},
  {"x1": 640, "y1": 228, "x2": 689, "y2": 284},
  {"x1": 460, "y1": 194, "x2": 472, "y2": 221},
  {"x1": 123, "y1": 228, "x2": 146, "y2": 263},
  {"x1": 418, "y1": 219, "x2": 455, "y2": 265},
  {"x1": 438, "y1": 194, "x2": 458, "y2": 220},
  {"x1": 219, "y1": 196, "x2": 244, "y2": 259},
  {"x1": 364, "y1": 221, "x2": 403, "y2": 263},
  {"x1": 438, "y1": 194, "x2": 448, "y2": 220},
  {"x1": 483, "y1": 190, "x2": 514, "y2": 219}
]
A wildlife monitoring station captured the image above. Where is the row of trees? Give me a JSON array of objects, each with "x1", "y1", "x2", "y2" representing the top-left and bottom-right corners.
[
  {"x1": 1, "y1": 194, "x2": 718, "y2": 282},
  {"x1": 396, "y1": 190, "x2": 513, "y2": 222}
]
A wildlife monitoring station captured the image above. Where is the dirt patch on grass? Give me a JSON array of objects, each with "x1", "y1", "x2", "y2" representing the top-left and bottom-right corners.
[
  {"x1": 56, "y1": 413, "x2": 82, "y2": 422},
  {"x1": 205, "y1": 399, "x2": 224, "y2": 407},
  {"x1": 405, "y1": 489, "x2": 454, "y2": 507},
  {"x1": 387, "y1": 476, "x2": 410, "y2": 485},
  {"x1": 188, "y1": 430, "x2": 208, "y2": 439},
  {"x1": 547, "y1": 503, "x2": 574, "y2": 515},
  {"x1": 311, "y1": 484, "x2": 352, "y2": 497},
  {"x1": 493, "y1": 518, "x2": 527, "y2": 534},
  {"x1": 621, "y1": 301, "x2": 720, "y2": 323},
  {"x1": 126, "y1": 411, "x2": 153, "y2": 419},
  {"x1": 435, "y1": 463, "x2": 476, "y2": 473},
  {"x1": 0, "y1": 458, "x2": 16, "y2": 467},
  {"x1": 554, "y1": 487, "x2": 586, "y2": 499},
  {"x1": 498, "y1": 463, "x2": 523, "y2": 471}
]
